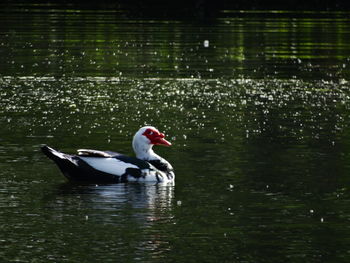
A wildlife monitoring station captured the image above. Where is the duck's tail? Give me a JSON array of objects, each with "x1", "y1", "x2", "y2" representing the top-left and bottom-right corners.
[
  {"x1": 41, "y1": 145, "x2": 119, "y2": 183},
  {"x1": 41, "y1": 145, "x2": 68, "y2": 161},
  {"x1": 41, "y1": 145, "x2": 78, "y2": 180}
]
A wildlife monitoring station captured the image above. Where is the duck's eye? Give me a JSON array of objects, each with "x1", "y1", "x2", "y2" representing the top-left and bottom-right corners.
[{"x1": 149, "y1": 131, "x2": 153, "y2": 135}]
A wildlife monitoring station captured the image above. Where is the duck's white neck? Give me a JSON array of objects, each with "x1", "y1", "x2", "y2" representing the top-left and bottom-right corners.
[{"x1": 132, "y1": 138, "x2": 160, "y2": 161}]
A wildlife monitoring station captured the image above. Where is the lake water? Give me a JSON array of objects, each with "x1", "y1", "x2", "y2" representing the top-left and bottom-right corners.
[{"x1": 1, "y1": 3, "x2": 350, "y2": 262}]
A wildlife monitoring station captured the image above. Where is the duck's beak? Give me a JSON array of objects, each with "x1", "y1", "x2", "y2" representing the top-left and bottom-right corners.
[{"x1": 154, "y1": 133, "x2": 172, "y2": 146}]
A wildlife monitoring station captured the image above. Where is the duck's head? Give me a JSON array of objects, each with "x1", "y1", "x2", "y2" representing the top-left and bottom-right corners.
[{"x1": 132, "y1": 126, "x2": 171, "y2": 158}]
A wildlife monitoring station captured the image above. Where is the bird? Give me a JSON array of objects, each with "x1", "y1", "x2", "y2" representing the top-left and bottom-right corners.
[{"x1": 41, "y1": 126, "x2": 174, "y2": 183}]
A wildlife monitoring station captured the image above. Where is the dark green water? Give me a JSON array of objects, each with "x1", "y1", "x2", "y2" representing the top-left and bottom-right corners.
[{"x1": 1, "y1": 3, "x2": 350, "y2": 262}]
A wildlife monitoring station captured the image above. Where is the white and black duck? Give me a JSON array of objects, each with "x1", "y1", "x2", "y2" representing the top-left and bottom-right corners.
[{"x1": 41, "y1": 126, "x2": 174, "y2": 183}]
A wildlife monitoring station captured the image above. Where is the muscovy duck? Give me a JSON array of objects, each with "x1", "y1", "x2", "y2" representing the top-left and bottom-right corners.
[{"x1": 41, "y1": 126, "x2": 174, "y2": 183}]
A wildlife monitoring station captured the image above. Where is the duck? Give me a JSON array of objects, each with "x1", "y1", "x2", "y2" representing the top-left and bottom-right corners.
[{"x1": 41, "y1": 126, "x2": 174, "y2": 183}]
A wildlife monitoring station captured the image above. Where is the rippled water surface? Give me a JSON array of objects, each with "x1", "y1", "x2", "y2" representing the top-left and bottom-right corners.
[{"x1": 1, "y1": 3, "x2": 350, "y2": 262}]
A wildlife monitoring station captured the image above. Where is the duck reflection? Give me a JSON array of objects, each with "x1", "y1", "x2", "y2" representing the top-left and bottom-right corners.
[
  {"x1": 43, "y1": 182, "x2": 175, "y2": 260},
  {"x1": 51, "y1": 182, "x2": 175, "y2": 224}
]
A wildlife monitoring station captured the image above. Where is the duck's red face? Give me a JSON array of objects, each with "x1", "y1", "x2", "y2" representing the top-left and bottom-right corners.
[{"x1": 143, "y1": 128, "x2": 172, "y2": 146}]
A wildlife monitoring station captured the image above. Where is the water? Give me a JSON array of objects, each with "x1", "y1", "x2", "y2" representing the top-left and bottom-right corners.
[{"x1": 1, "y1": 3, "x2": 350, "y2": 262}]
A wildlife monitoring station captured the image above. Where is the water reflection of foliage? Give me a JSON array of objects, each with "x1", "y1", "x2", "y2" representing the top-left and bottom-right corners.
[{"x1": 2, "y1": 8, "x2": 350, "y2": 79}]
